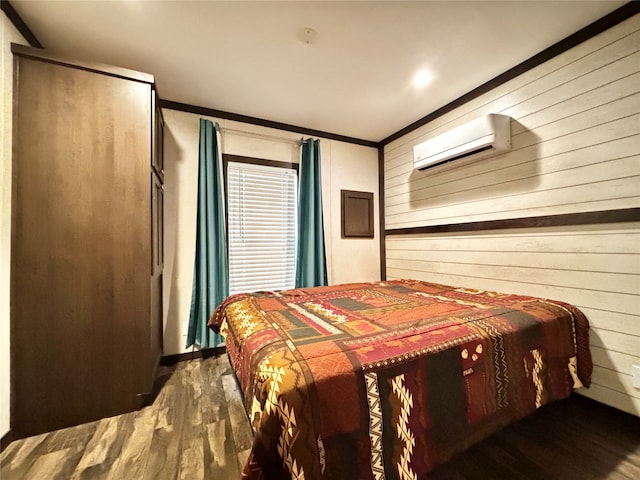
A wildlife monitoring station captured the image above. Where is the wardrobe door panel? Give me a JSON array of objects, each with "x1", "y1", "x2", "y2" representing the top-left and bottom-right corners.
[{"x1": 11, "y1": 56, "x2": 152, "y2": 437}]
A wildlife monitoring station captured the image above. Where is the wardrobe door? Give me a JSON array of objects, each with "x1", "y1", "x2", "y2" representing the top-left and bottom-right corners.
[
  {"x1": 11, "y1": 55, "x2": 152, "y2": 437},
  {"x1": 150, "y1": 171, "x2": 164, "y2": 374},
  {"x1": 151, "y1": 90, "x2": 165, "y2": 182},
  {"x1": 149, "y1": 90, "x2": 164, "y2": 384}
]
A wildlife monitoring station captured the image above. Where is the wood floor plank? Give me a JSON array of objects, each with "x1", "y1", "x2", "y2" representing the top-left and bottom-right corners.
[
  {"x1": 1, "y1": 432, "x2": 49, "y2": 479},
  {"x1": 0, "y1": 441, "x2": 23, "y2": 470},
  {"x1": 153, "y1": 383, "x2": 175, "y2": 432},
  {"x1": 204, "y1": 417, "x2": 241, "y2": 478},
  {"x1": 142, "y1": 427, "x2": 181, "y2": 480},
  {"x1": 429, "y1": 394, "x2": 640, "y2": 480},
  {"x1": 177, "y1": 432, "x2": 204, "y2": 480},
  {"x1": 23, "y1": 448, "x2": 70, "y2": 480},
  {"x1": 217, "y1": 421, "x2": 242, "y2": 480},
  {"x1": 40, "y1": 421, "x2": 99, "y2": 454},
  {"x1": 46, "y1": 426, "x2": 99, "y2": 480},
  {"x1": 199, "y1": 357, "x2": 227, "y2": 424},
  {"x1": 70, "y1": 416, "x2": 120, "y2": 475},
  {"x1": 106, "y1": 407, "x2": 157, "y2": 480},
  {"x1": 221, "y1": 371, "x2": 238, "y2": 403},
  {"x1": 151, "y1": 365, "x2": 178, "y2": 432},
  {"x1": 226, "y1": 396, "x2": 253, "y2": 452},
  {"x1": 222, "y1": 372, "x2": 253, "y2": 452},
  {"x1": 153, "y1": 367, "x2": 181, "y2": 432},
  {"x1": 206, "y1": 420, "x2": 226, "y2": 470},
  {"x1": 183, "y1": 360, "x2": 204, "y2": 428},
  {"x1": 143, "y1": 363, "x2": 188, "y2": 480},
  {"x1": 206, "y1": 363, "x2": 242, "y2": 480}
]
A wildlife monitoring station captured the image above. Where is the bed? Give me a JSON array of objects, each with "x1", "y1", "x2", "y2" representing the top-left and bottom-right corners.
[{"x1": 209, "y1": 279, "x2": 592, "y2": 480}]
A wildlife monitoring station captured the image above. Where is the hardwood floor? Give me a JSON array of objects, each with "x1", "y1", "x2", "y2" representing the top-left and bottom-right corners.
[
  {"x1": 429, "y1": 392, "x2": 640, "y2": 480},
  {"x1": 1, "y1": 356, "x2": 251, "y2": 480},
  {"x1": 2, "y1": 354, "x2": 639, "y2": 479}
]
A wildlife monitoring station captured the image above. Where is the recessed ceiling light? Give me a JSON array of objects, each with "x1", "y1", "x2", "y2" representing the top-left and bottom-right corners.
[{"x1": 413, "y1": 69, "x2": 433, "y2": 88}]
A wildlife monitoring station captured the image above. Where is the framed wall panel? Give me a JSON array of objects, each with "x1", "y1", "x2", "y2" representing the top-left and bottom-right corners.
[{"x1": 341, "y1": 190, "x2": 374, "y2": 238}]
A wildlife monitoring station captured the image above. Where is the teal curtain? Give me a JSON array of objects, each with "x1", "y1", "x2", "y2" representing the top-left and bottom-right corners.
[
  {"x1": 296, "y1": 138, "x2": 327, "y2": 288},
  {"x1": 186, "y1": 119, "x2": 228, "y2": 348}
]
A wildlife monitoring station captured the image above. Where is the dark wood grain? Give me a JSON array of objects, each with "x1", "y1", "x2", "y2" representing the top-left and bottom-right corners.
[
  {"x1": 151, "y1": 91, "x2": 165, "y2": 182},
  {"x1": 377, "y1": 146, "x2": 386, "y2": 281},
  {"x1": 385, "y1": 208, "x2": 640, "y2": 236},
  {"x1": 150, "y1": 170, "x2": 164, "y2": 390},
  {"x1": 11, "y1": 48, "x2": 160, "y2": 439},
  {"x1": 430, "y1": 394, "x2": 640, "y2": 480},
  {"x1": 159, "y1": 347, "x2": 225, "y2": 366},
  {"x1": 341, "y1": 190, "x2": 374, "y2": 238},
  {"x1": 223, "y1": 154, "x2": 299, "y2": 172}
]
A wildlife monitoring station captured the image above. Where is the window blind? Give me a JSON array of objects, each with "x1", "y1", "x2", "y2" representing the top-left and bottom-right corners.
[{"x1": 227, "y1": 161, "x2": 298, "y2": 295}]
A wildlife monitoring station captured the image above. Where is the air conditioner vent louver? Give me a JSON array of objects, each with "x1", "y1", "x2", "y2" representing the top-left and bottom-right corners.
[
  {"x1": 413, "y1": 114, "x2": 511, "y2": 172},
  {"x1": 417, "y1": 145, "x2": 494, "y2": 171}
]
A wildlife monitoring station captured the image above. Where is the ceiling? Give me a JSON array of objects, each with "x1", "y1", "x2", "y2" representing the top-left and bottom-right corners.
[{"x1": 10, "y1": 1, "x2": 627, "y2": 142}]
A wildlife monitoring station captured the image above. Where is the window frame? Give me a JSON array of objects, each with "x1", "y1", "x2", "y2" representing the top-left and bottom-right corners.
[{"x1": 222, "y1": 154, "x2": 299, "y2": 293}]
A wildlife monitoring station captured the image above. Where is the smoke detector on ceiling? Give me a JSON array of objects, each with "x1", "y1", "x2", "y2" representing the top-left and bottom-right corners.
[{"x1": 298, "y1": 27, "x2": 318, "y2": 45}]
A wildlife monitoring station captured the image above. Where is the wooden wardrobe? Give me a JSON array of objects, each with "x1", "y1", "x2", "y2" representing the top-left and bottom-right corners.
[{"x1": 10, "y1": 44, "x2": 164, "y2": 438}]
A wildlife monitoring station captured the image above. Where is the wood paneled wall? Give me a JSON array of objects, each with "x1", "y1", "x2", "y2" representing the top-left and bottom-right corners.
[{"x1": 383, "y1": 15, "x2": 640, "y2": 415}]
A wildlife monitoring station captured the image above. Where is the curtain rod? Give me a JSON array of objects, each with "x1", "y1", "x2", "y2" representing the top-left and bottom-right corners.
[{"x1": 220, "y1": 126, "x2": 301, "y2": 145}]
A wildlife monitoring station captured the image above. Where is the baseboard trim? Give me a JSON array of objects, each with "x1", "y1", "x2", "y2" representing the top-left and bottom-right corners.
[
  {"x1": 0, "y1": 428, "x2": 15, "y2": 453},
  {"x1": 160, "y1": 346, "x2": 226, "y2": 366}
]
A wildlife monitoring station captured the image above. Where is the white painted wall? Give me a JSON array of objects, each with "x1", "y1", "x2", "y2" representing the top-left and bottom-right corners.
[
  {"x1": 162, "y1": 109, "x2": 380, "y2": 355},
  {"x1": 1, "y1": 13, "x2": 27, "y2": 439},
  {"x1": 384, "y1": 15, "x2": 640, "y2": 415}
]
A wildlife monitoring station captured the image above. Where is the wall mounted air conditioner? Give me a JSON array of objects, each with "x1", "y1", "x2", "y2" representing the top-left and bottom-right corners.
[{"x1": 413, "y1": 114, "x2": 511, "y2": 172}]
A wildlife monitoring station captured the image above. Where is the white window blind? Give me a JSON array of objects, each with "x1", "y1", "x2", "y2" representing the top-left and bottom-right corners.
[{"x1": 227, "y1": 161, "x2": 298, "y2": 295}]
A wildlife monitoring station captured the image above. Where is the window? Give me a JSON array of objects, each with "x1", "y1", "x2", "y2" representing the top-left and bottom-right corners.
[{"x1": 226, "y1": 159, "x2": 298, "y2": 295}]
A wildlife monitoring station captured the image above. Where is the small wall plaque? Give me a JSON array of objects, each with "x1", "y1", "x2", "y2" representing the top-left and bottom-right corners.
[{"x1": 341, "y1": 190, "x2": 374, "y2": 238}]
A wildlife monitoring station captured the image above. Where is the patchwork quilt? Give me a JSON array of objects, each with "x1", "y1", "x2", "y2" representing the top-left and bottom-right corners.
[{"x1": 209, "y1": 279, "x2": 592, "y2": 480}]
